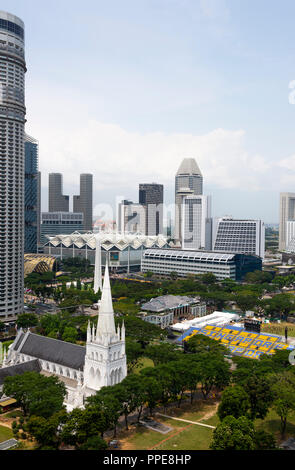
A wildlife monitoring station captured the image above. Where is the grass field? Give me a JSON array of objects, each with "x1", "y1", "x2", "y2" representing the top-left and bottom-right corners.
[
  {"x1": 255, "y1": 407, "x2": 295, "y2": 443},
  {"x1": 0, "y1": 425, "x2": 13, "y2": 443},
  {"x1": 261, "y1": 322, "x2": 295, "y2": 337},
  {"x1": 133, "y1": 357, "x2": 154, "y2": 374},
  {"x1": 120, "y1": 399, "x2": 219, "y2": 450}
]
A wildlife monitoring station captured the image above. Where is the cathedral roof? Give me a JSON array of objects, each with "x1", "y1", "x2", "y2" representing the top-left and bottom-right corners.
[
  {"x1": 17, "y1": 332, "x2": 86, "y2": 370},
  {"x1": 176, "y1": 158, "x2": 202, "y2": 176},
  {"x1": 0, "y1": 359, "x2": 41, "y2": 386}
]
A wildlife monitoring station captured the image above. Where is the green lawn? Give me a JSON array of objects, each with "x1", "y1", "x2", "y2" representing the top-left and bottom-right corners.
[
  {"x1": 134, "y1": 357, "x2": 154, "y2": 374},
  {"x1": 121, "y1": 399, "x2": 218, "y2": 450},
  {"x1": 0, "y1": 425, "x2": 13, "y2": 443},
  {"x1": 255, "y1": 407, "x2": 295, "y2": 443}
]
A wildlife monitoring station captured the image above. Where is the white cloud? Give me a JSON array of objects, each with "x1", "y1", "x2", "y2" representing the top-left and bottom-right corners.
[
  {"x1": 25, "y1": 82, "x2": 293, "y2": 211},
  {"x1": 28, "y1": 117, "x2": 275, "y2": 195}
]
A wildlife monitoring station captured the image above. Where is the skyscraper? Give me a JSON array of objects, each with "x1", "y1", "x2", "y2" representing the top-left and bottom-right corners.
[
  {"x1": 73, "y1": 173, "x2": 93, "y2": 231},
  {"x1": 182, "y1": 195, "x2": 212, "y2": 251},
  {"x1": 279, "y1": 193, "x2": 295, "y2": 251},
  {"x1": 139, "y1": 183, "x2": 163, "y2": 235},
  {"x1": 175, "y1": 158, "x2": 203, "y2": 243},
  {"x1": 0, "y1": 11, "x2": 26, "y2": 319},
  {"x1": 24, "y1": 134, "x2": 40, "y2": 253},
  {"x1": 48, "y1": 173, "x2": 69, "y2": 212}
]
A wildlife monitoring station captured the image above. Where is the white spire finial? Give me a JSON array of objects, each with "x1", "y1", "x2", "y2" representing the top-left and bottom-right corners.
[
  {"x1": 94, "y1": 235, "x2": 102, "y2": 293},
  {"x1": 96, "y1": 260, "x2": 116, "y2": 337}
]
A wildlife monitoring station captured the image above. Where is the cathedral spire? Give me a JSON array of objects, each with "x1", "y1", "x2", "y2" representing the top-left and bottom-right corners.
[{"x1": 96, "y1": 260, "x2": 116, "y2": 337}]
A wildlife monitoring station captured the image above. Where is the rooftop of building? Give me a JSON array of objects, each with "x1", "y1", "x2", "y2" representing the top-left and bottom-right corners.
[
  {"x1": 44, "y1": 231, "x2": 170, "y2": 251},
  {"x1": 141, "y1": 294, "x2": 199, "y2": 313},
  {"x1": 176, "y1": 158, "x2": 202, "y2": 176}
]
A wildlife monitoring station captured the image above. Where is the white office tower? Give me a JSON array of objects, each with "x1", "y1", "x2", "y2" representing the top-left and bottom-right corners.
[
  {"x1": 279, "y1": 193, "x2": 295, "y2": 251},
  {"x1": 0, "y1": 12, "x2": 26, "y2": 319},
  {"x1": 213, "y1": 217, "x2": 265, "y2": 259},
  {"x1": 182, "y1": 195, "x2": 212, "y2": 251},
  {"x1": 175, "y1": 158, "x2": 203, "y2": 243},
  {"x1": 117, "y1": 200, "x2": 146, "y2": 234},
  {"x1": 84, "y1": 262, "x2": 127, "y2": 395},
  {"x1": 285, "y1": 221, "x2": 295, "y2": 251}
]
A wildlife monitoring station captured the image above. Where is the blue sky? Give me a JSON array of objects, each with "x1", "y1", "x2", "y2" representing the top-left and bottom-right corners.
[{"x1": 3, "y1": 0, "x2": 295, "y2": 222}]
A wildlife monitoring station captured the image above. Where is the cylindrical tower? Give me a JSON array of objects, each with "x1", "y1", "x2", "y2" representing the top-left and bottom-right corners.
[{"x1": 0, "y1": 11, "x2": 26, "y2": 319}]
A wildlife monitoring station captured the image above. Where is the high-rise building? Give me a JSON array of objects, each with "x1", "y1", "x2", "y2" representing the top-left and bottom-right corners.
[
  {"x1": 139, "y1": 183, "x2": 163, "y2": 235},
  {"x1": 24, "y1": 134, "x2": 40, "y2": 253},
  {"x1": 48, "y1": 173, "x2": 69, "y2": 212},
  {"x1": 279, "y1": 193, "x2": 295, "y2": 251},
  {"x1": 40, "y1": 212, "x2": 84, "y2": 245},
  {"x1": 0, "y1": 12, "x2": 26, "y2": 319},
  {"x1": 117, "y1": 200, "x2": 146, "y2": 234},
  {"x1": 182, "y1": 195, "x2": 212, "y2": 251},
  {"x1": 73, "y1": 173, "x2": 93, "y2": 231},
  {"x1": 213, "y1": 217, "x2": 265, "y2": 259},
  {"x1": 175, "y1": 158, "x2": 203, "y2": 243}
]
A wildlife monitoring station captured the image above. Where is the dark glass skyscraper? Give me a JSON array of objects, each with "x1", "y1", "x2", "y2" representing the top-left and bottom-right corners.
[
  {"x1": 24, "y1": 134, "x2": 40, "y2": 253},
  {"x1": 139, "y1": 183, "x2": 163, "y2": 235}
]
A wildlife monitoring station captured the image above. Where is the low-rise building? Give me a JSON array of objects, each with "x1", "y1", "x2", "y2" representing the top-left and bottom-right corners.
[
  {"x1": 138, "y1": 294, "x2": 206, "y2": 328},
  {"x1": 141, "y1": 249, "x2": 262, "y2": 281}
]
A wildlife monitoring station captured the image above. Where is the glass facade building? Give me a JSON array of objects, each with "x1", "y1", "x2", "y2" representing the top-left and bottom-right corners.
[
  {"x1": 24, "y1": 134, "x2": 39, "y2": 253},
  {"x1": 0, "y1": 11, "x2": 26, "y2": 319}
]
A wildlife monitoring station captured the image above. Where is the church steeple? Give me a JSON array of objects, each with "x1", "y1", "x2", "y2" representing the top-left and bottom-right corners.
[{"x1": 96, "y1": 261, "x2": 116, "y2": 338}]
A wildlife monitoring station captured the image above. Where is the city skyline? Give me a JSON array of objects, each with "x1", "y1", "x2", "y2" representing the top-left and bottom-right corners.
[{"x1": 1, "y1": 1, "x2": 295, "y2": 223}]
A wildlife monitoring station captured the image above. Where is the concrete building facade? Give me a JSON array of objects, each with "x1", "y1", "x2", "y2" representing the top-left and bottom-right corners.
[
  {"x1": 0, "y1": 11, "x2": 26, "y2": 319},
  {"x1": 182, "y1": 195, "x2": 212, "y2": 251},
  {"x1": 279, "y1": 193, "x2": 295, "y2": 251},
  {"x1": 48, "y1": 173, "x2": 69, "y2": 212},
  {"x1": 175, "y1": 158, "x2": 203, "y2": 243},
  {"x1": 213, "y1": 217, "x2": 265, "y2": 259},
  {"x1": 73, "y1": 173, "x2": 93, "y2": 231}
]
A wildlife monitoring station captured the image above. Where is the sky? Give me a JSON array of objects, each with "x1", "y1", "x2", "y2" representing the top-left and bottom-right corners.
[{"x1": 3, "y1": 0, "x2": 295, "y2": 223}]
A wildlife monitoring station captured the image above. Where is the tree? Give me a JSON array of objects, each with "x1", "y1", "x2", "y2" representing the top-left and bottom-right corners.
[
  {"x1": 62, "y1": 326, "x2": 78, "y2": 344},
  {"x1": 145, "y1": 343, "x2": 182, "y2": 366},
  {"x1": 79, "y1": 436, "x2": 108, "y2": 450},
  {"x1": 61, "y1": 406, "x2": 109, "y2": 446},
  {"x1": 243, "y1": 375, "x2": 273, "y2": 420},
  {"x1": 86, "y1": 388, "x2": 122, "y2": 437},
  {"x1": 27, "y1": 410, "x2": 67, "y2": 449},
  {"x1": 218, "y1": 386, "x2": 251, "y2": 421},
  {"x1": 253, "y1": 430, "x2": 277, "y2": 450},
  {"x1": 16, "y1": 313, "x2": 39, "y2": 329},
  {"x1": 235, "y1": 294, "x2": 259, "y2": 314},
  {"x1": 185, "y1": 334, "x2": 229, "y2": 357},
  {"x1": 200, "y1": 273, "x2": 217, "y2": 285},
  {"x1": 121, "y1": 374, "x2": 146, "y2": 424},
  {"x1": 210, "y1": 416, "x2": 255, "y2": 450},
  {"x1": 125, "y1": 339, "x2": 143, "y2": 373},
  {"x1": 141, "y1": 375, "x2": 162, "y2": 416},
  {"x1": 198, "y1": 355, "x2": 231, "y2": 399},
  {"x1": 3, "y1": 372, "x2": 66, "y2": 418},
  {"x1": 271, "y1": 371, "x2": 295, "y2": 436}
]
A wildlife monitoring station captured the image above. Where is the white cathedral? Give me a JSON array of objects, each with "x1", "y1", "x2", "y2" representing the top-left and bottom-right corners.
[{"x1": 0, "y1": 256, "x2": 127, "y2": 411}]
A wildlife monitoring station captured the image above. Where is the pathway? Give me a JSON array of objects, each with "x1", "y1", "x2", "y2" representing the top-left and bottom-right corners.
[{"x1": 156, "y1": 413, "x2": 216, "y2": 429}]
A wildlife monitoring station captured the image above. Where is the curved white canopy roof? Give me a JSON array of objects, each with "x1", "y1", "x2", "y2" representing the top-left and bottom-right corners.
[{"x1": 45, "y1": 231, "x2": 170, "y2": 251}]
